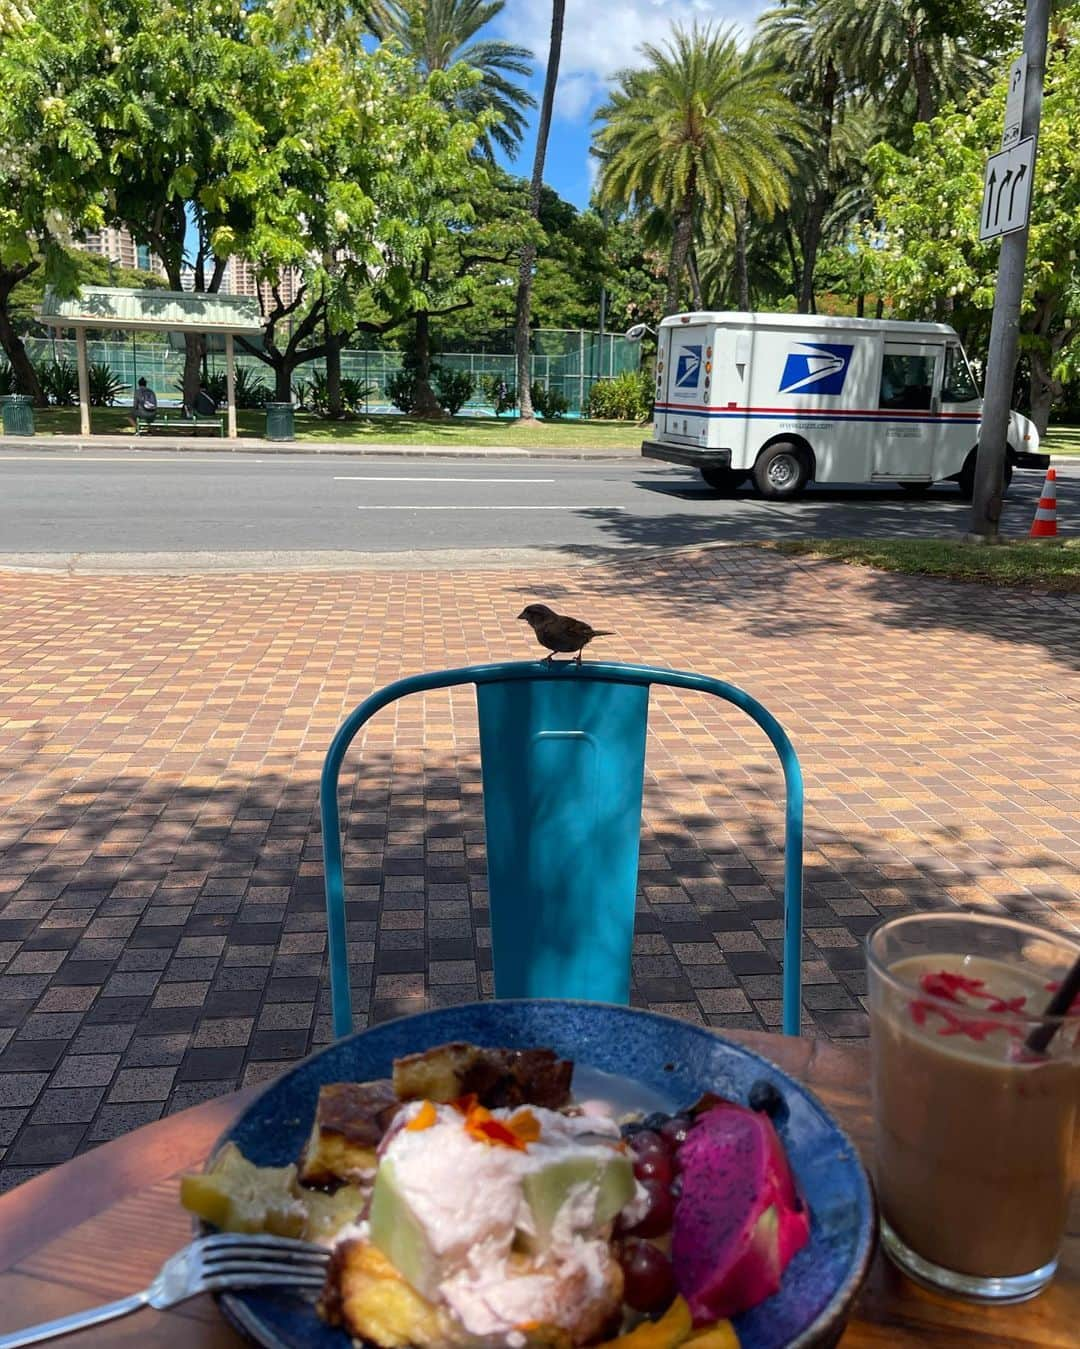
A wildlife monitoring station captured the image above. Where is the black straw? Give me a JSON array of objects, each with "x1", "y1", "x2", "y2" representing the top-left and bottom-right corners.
[{"x1": 1025, "y1": 953, "x2": 1080, "y2": 1055}]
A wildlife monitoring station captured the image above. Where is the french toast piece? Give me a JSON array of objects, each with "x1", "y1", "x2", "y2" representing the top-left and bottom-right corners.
[
  {"x1": 321, "y1": 1239, "x2": 468, "y2": 1348},
  {"x1": 392, "y1": 1042, "x2": 573, "y2": 1110},
  {"x1": 320, "y1": 1239, "x2": 613, "y2": 1349},
  {"x1": 299, "y1": 1080, "x2": 401, "y2": 1186}
]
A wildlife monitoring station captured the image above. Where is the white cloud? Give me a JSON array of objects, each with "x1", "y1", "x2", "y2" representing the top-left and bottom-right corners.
[{"x1": 499, "y1": 0, "x2": 769, "y2": 120}]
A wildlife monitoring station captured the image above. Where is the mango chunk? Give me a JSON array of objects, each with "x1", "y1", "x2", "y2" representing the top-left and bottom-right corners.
[
  {"x1": 685, "y1": 1324, "x2": 740, "y2": 1349},
  {"x1": 598, "y1": 1295, "x2": 693, "y2": 1349}
]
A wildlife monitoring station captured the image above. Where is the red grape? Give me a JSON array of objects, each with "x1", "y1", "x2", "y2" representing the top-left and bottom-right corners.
[
  {"x1": 659, "y1": 1115, "x2": 693, "y2": 1148},
  {"x1": 619, "y1": 1239, "x2": 676, "y2": 1313},
  {"x1": 627, "y1": 1129, "x2": 668, "y2": 1159},
  {"x1": 617, "y1": 1179, "x2": 675, "y2": 1238},
  {"x1": 633, "y1": 1150, "x2": 673, "y2": 1186}
]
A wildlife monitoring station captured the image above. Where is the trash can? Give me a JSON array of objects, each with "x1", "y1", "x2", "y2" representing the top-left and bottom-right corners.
[
  {"x1": 0, "y1": 394, "x2": 35, "y2": 437},
  {"x1": 265, "y1": 402, "x2": 295, "y2": 441}
]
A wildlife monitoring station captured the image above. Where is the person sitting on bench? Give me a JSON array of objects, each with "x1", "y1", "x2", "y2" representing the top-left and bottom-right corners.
[
  {"x1": 130, "y1": 378, "x2": 158, "y2": 428},
  {"x1": 186, "y1": 385, "x2": 218, "y2": 419}
]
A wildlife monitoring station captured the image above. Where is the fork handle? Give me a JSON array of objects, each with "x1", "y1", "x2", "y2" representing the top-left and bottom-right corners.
[{"x1": 0, "y1": 1292, "x2": 148, "y2": 1348}]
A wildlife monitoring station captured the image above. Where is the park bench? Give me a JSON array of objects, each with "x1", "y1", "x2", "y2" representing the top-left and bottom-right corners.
[{"x1": 136, "y1": 413, "x2": 224, "y2": 438}]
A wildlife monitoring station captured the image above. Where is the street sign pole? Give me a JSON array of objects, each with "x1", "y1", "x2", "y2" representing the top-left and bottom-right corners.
[{"x1": 968, "y1": 0, "x2": 1051, "y2": 541}]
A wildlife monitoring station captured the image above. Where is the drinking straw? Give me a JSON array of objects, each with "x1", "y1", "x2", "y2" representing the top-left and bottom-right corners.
[{"x1": 1025, "y1": 953, "x2": 1080, "y2": 1055}]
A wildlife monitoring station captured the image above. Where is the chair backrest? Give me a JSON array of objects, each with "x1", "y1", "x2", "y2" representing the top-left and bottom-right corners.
[{"x1": 321, "y1": 661, "x2": 803, "y2": 1039}]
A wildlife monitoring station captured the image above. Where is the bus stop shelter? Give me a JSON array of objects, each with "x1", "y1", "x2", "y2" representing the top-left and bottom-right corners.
[{"x1": 39, "y1": 286, "x2": 264, "y2": 440}]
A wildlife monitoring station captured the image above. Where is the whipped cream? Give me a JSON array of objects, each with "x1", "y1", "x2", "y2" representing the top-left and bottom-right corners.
[{"x1": 365, "y1": 1101, "x2": 636, "y2": 1339}]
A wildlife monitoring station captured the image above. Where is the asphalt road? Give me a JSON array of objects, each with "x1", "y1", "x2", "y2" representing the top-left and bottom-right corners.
[{"x1": 0, "y1": 450, "x2": 1073, "y2": 561}]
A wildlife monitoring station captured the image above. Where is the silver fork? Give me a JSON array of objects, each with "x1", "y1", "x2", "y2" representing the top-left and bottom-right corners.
[{"x1": 0, "y1": 1232, "x2": 331, "y2": 1348}]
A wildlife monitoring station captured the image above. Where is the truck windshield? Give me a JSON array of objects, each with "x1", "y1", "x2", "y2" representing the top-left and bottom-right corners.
[{"x1": 942, "y1": 346, "x2": 980, "y2": 402}]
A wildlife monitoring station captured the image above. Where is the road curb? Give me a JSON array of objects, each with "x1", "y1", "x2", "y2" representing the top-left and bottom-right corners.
[{"x1": 0, "y1": 435, "x2": 638, "y2": 461}]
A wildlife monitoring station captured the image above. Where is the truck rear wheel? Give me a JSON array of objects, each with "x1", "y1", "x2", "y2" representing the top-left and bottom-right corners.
[
  {"x1": 701, "y1": 467, "x2": 748, "y2": 493},
  {"x1": 753, "y1": 443, "x2": 809, "y2": 500}
]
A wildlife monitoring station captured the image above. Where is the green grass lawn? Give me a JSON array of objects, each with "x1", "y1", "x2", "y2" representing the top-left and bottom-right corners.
[
  {"x1": 1045, "y1": 425, "x2": 1080, "y2": 455},
  {"x1": 23, "y1": 406, "x2": 645, "y2": 451},
  {"x1": 771, "y1": 538, "x2": 1080, "y2": 592}
]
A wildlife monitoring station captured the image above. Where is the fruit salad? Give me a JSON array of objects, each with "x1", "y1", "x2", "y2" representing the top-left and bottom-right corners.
[{"x1": 181, "y1": 1042, "x2": 810, "y2": 1349}]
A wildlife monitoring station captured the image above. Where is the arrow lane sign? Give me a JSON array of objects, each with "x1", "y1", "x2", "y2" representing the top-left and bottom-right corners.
[
  {"x1": 1009, "y1": 162, "x2": 1028, "y2": 215},
  {"x1": 994, "y1": 168, "x2": 1014, "y2": 226},
  {"x1": 979, "y1": 138, "x2": 1035, "y2": 241}
]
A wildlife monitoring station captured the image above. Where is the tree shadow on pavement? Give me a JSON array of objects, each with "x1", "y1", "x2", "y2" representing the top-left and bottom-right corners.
[
  {"x1": 549, "y1": 530, "x2": 1080, "y2": 670},
  {"x1": 2, "y1": 729, "x2": 1076, "y2": 1185}
]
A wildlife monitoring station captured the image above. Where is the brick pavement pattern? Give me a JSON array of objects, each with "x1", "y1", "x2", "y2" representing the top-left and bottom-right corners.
[{"x1": 1, "y1": 548, "x2": 1078, "y2": 1190}]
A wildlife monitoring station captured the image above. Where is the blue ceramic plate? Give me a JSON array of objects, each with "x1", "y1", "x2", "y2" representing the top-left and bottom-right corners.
[{"x1": 212, "y1": 1002, "x2": 875, "y2": 1349}]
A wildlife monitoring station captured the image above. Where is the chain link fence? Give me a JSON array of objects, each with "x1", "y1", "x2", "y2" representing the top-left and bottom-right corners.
[{"x1": 24, "y1": 329, "x2": 639, "y2": 416}]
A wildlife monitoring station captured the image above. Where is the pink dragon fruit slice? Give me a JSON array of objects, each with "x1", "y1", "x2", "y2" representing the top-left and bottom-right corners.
[{"x1": 671, "y1": 1100, "x2": 810, "y2": 1322}]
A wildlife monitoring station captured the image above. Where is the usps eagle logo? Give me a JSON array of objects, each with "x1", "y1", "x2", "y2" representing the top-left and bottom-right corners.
[
  {"x1": 778, "y1": 342, "x2": 853, "y2": 395},
  {"x1": 674, "y1": 345, "x2": 703, "y2": 389}
]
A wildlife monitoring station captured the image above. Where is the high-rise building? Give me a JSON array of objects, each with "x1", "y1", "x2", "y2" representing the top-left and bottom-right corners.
[
  {"x1": 221, "y1": 256, "x2": 304, "y2": 311},
  {"x1": 80, "y1": 226, "x2": 167, "y2": 280}
]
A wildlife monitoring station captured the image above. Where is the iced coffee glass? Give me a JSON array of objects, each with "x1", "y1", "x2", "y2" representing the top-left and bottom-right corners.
[{"x1": 867, "y1": 912, "x2": 1080, "y2": 1302}]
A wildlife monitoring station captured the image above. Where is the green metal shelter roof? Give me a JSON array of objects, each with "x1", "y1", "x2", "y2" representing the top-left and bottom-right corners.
[{"x1": 40, "y1": 285, "x2": 264, "y2": 335}]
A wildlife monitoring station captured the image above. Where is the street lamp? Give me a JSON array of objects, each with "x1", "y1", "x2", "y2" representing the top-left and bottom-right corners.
[{"x1": 625, "y1": 323, "x2": 657, "y2": 343}]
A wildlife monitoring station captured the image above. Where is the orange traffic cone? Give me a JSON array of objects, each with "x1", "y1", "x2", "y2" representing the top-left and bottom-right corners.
[{"x1": 1029, "y1": 467, "x2": 1058, "y2": 538}]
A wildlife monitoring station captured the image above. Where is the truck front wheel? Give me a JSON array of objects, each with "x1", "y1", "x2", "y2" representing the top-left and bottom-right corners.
[
  {"x1": 701, "y1": 467, "x2": 749, "y2": 493},
  {"x1": 753, "y1": 443, "x2": 810, "y2": 500},
  {"x1": 957, "y1": 450, "x2": 1014, "y2": 499}
]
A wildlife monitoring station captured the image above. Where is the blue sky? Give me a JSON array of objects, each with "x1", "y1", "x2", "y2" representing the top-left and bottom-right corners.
[{"x1": 493, "y1": 0, "x2": 768, "y2": 208}]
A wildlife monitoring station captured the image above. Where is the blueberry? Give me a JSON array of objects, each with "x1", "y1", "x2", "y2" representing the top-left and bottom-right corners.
[
  {"x1": 669, "y1": 1173, "x2": 683, "y2": 1200},
  {"x1": 620, "y1": 1120, "x2": 647, "y2": 1138},
  {"x1": 748, "y1": 1079, "x2": 788, "y2": 1124},
  {"x1": 642, "y1": 1111, "x2": 671, "y2": 1131}
]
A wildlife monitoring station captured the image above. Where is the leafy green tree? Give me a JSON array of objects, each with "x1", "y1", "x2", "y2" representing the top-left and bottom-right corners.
[
  {"x1": 372, "y1": 0, "x2": 535, "y2": 159},
  {"x1": 356, "y1": 163, "x2": 539, "y2": 414},
  {"x1": 594, "y1": 24, "x2": 802, "y2": 315},
  {"x1": 0, "y1": 1, "x2": 491, "y2": 408},
  {"x1": 852, "y1": 21, "x2": 1080, "y2": 431},
  {"x1": 435, "y1": 185, "x2": 607, "y2": 344}
]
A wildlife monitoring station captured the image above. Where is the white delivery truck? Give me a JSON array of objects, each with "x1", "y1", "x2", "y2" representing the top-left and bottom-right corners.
[{"x1": 640, "y1": 311, "x2": 1048, "y2": 499}]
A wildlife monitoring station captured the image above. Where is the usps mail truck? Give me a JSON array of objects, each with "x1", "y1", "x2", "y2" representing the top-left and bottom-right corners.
[{"x1": 640, "y1": 312, "x2": 1048, "y2": 498}]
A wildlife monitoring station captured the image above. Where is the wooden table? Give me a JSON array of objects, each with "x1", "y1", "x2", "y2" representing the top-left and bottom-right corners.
[{"x1": 0, "y1": 1031, "x2": 1075, "y2": 1347}]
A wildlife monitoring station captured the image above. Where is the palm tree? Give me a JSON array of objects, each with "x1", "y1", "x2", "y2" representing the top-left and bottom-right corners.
[
  {"x1": 373, "y1": 0, "x2": 535, "y2": 160},
  {"x1": 594, "y1": 24, "x2": 803, "y2": 315},
  {"x1": 514, "y1": 0, "x2": 565, "y2": 422},
  {"x1": 815, "y1": 0, "x2": 985, "y2": 126},
  {"x1": 759, "y1": 0, "x2": 845, "y2": 314}
]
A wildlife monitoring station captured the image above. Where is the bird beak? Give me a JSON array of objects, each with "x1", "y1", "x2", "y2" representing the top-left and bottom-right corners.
[{"x1": 516, "y1": 610, "x2": 528, "y2": 621}]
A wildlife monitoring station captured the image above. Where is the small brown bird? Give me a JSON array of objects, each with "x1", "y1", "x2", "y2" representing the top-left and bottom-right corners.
[{"x1": 518, "y1": 603, "x2": 613, "y2": 665}]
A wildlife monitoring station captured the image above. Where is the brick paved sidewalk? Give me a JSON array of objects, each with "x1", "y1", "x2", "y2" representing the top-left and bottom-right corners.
[{"x1": 1, "y1": 548, "x2": 1078, "y2": 1191}]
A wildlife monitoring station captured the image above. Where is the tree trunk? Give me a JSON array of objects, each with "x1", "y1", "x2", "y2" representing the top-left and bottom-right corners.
[
  {"x1": 733, "y1": 203, "x2": 751, "y2": 312},
  {"x1": 783, "y1": 224, "x2": 803, "y2": 300},
  {"x1": 909, "y1": 31, "x2": 935, "y2": 123},
  {"x1": 665, "y1": 202, "x2": 695, "y2": 315},
  {"x1": 274, "y1": 360, "x2": 292, "y2": 403},
  {"x1": 0, "y1": 303, "x2": 46, "y2": 404},
  {"x1": 1029, "y1": 348, "x2": 1059, "y2": 437},
  {"x1": 797, "y1": 201, "x2": 825, "y2": 315},
  {"x1": 515, "y1": 0, "x2": 565, "y2": 422},
  {"x1": 411, "y1": 309, "x2": 444, "y2": 418},
  {"x1": 856, "y1": 293, "x2": 865, "y2": 318},
  {"x1": 326, "y1": 327, "x2": 343, "y2": 418},
  {"x1": 875, "y1": 296, "x2": 885, "y2": 320},
  {"x1": 687, "y1": 247, "x2": 703, "y2": 310}
]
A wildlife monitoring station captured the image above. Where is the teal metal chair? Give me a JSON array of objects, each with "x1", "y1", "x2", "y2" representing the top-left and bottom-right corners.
[{"x1": 322, "y1": 660, "x2": 804, "y2": 1038}]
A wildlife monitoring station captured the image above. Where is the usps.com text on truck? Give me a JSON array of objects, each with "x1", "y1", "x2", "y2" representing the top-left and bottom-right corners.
[{"x1": 640, "y1": 312, "x2": 1048, "y2": 499}]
